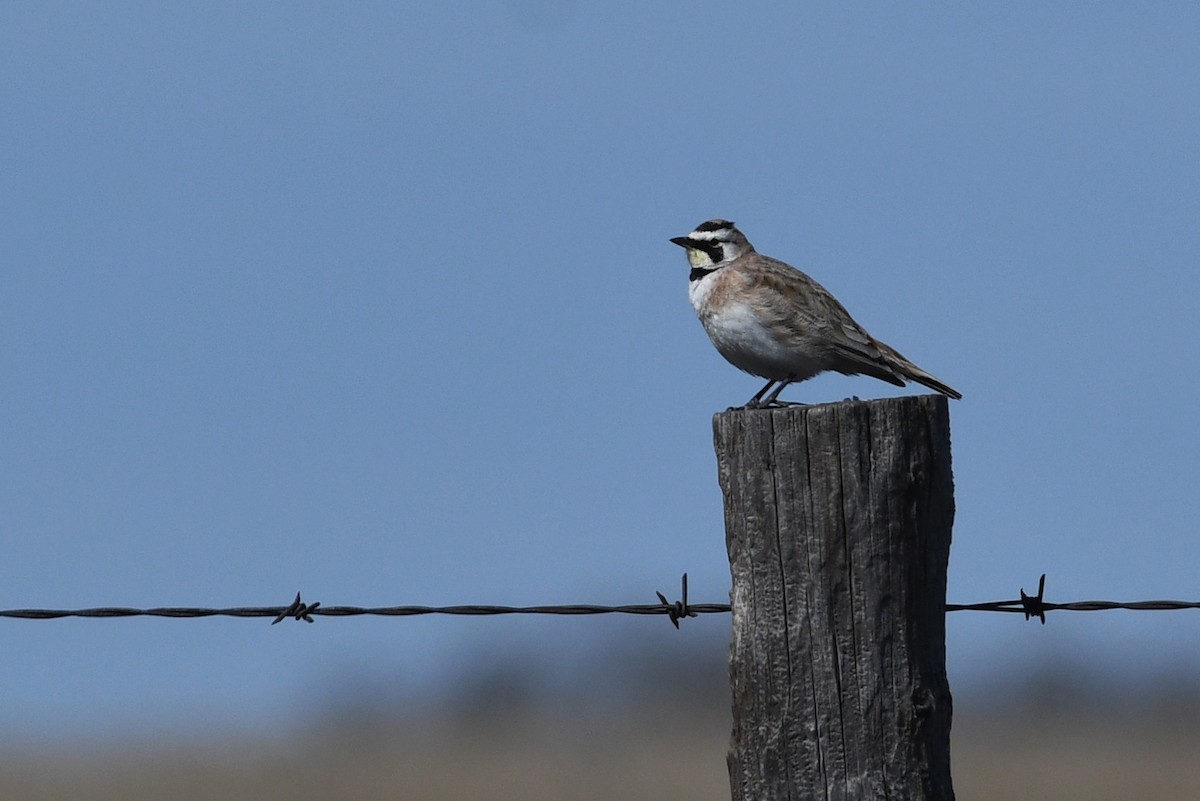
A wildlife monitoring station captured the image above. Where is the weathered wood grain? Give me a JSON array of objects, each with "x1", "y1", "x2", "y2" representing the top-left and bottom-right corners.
[{"x1": 714, "y1": 395, "x2": 955, "y2": 801}]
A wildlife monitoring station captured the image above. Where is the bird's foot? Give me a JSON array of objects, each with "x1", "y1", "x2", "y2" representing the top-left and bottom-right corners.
[{"x1": 727, "y1": 399, "x2": 807, "y2": 411}]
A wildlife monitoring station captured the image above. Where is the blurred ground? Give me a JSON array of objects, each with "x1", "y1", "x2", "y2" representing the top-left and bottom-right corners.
[
  {"x1": 3, "y1": 635, "x2": 1198, "y2": 801},
  {"x1": 3, "y1": 705, "x2": 1198, "y2": 801}
]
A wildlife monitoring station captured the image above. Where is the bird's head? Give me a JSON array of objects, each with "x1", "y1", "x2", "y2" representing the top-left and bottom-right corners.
[{"x1": 670, "y1": 219, "x2": 754, "y2": 270}]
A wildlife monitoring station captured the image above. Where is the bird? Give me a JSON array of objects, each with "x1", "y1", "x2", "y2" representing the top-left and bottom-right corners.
[{"x1": 670, "y1": 219, "x2": 961, "y2": 408}]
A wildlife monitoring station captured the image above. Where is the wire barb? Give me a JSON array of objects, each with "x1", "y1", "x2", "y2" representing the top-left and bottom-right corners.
[
  {"x1": 655, "y1": 573, "x2": 696, "y2": 629},
  {"x1": 1021, "y1": 574, "x2": 1048, "y2": 624},
  {"x1": 271, "y1": 592, "x2": 320, "y2": 625}
]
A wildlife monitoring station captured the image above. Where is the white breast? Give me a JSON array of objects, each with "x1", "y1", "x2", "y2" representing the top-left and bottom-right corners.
[
  {"x1": 687, "y1": 269, "x2": 720, "y2": 312},
  {"x1": 689, "y1": 272, "x2": 824, "y2": 381}
]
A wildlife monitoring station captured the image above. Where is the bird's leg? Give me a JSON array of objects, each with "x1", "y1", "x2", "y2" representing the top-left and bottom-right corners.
[
  {"x1": 761, "y1": 379, "x2": 801, "y2": 407},
  {"x1": 741, "y1": 380, "x2": 778, "y2": 409}
]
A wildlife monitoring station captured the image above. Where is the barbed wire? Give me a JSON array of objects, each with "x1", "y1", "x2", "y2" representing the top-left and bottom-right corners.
[
  {"x1": 944, "y1": 574, "x2": 1200, "y2": 624},
  {"x1": 0, "y1": 574, "x2": 716, "y2": 629},
  {"x1": 2, "y1": 574, "x2": 1197, "y2": 628}
]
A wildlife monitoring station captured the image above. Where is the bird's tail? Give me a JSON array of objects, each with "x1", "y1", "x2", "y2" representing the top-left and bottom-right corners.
[
  {"x1": 879, "y1": 343, "x2": 963, "y2": 400},
  {"x1": 904, "y1": 366, "x2": 963, "y2": 400}
]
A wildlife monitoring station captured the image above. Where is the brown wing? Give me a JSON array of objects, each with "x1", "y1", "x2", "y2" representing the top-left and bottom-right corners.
[{"x1": 741, "y1": 256, "x2": 907, "y2": 387}]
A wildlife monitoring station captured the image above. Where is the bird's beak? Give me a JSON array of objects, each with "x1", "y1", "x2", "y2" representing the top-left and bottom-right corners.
[{"x1": 669, "y1": 236, "x2": 695, "y2": 249}]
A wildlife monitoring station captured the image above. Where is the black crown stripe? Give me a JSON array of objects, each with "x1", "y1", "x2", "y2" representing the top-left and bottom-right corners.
[{"x1": 695, "y1": 219, "x2": 735, "y2": 233}]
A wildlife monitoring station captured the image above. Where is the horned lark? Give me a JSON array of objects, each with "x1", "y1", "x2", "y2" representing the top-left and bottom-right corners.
[{"x1": 670, "y1": 219, "x2": 961, "y2": 408}]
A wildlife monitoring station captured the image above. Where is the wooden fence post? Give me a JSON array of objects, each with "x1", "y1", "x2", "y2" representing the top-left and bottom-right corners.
[{"x1": 714, "y1": 395, "x2": 956, "y2": 801}]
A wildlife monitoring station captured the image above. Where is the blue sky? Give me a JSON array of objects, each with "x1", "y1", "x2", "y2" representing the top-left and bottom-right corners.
[{"x1": 3, "y1": 2, "x2": 1199, "y2": 737}]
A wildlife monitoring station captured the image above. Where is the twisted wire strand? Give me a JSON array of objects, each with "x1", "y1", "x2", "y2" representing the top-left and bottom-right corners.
[{"x1": 3, "y1": 575, "x2": 1196, "y2": 626}]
